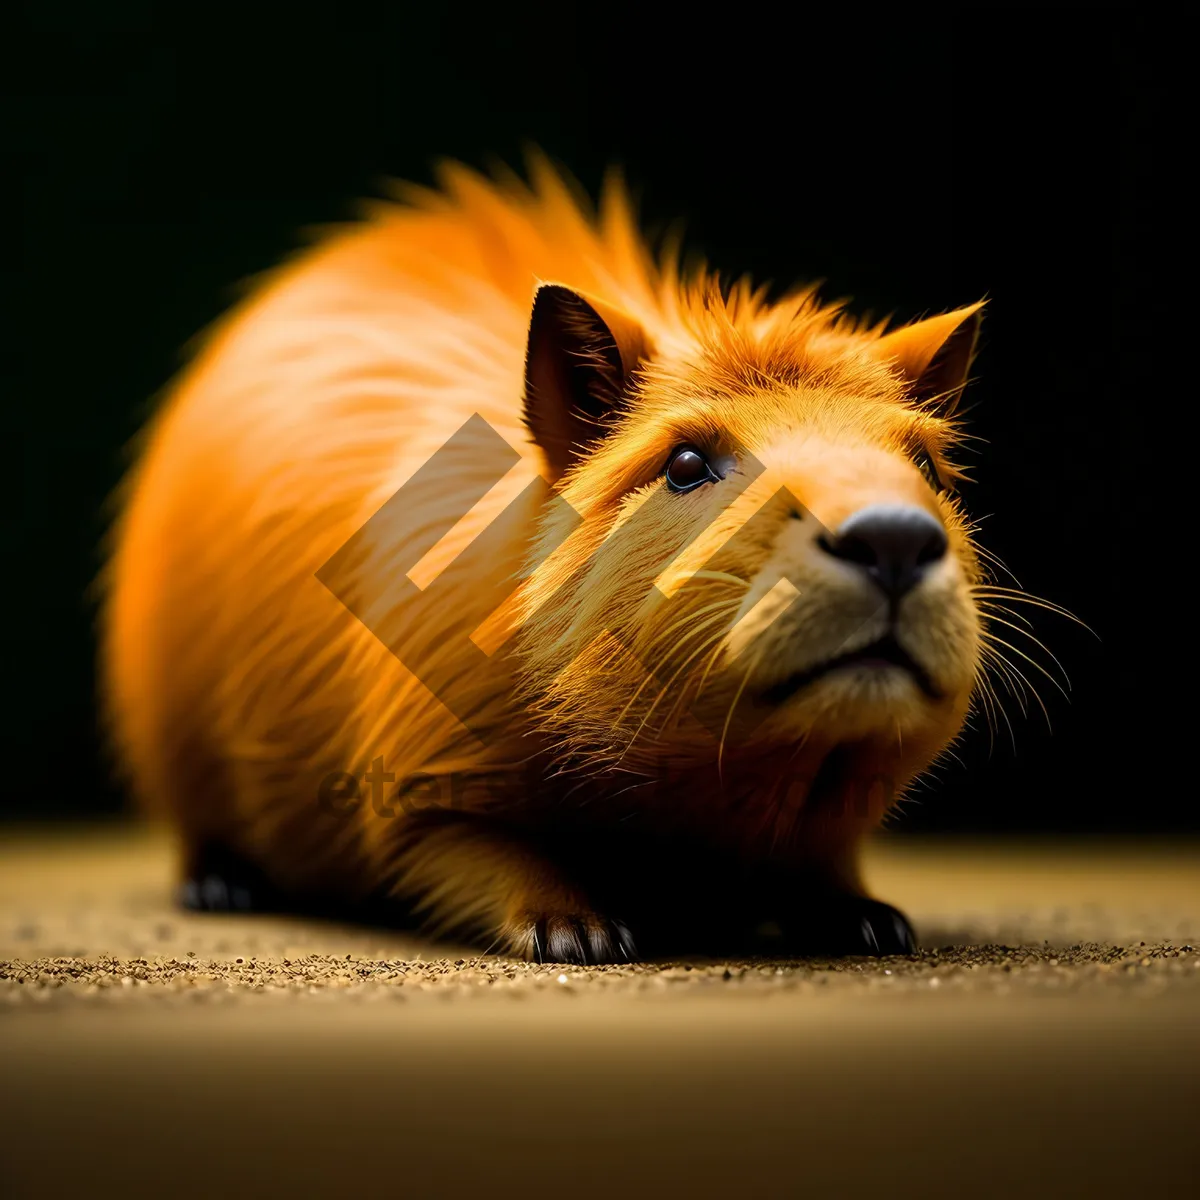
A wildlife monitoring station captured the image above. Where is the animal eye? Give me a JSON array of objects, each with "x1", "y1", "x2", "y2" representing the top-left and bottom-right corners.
[
  {"x1": 665, "y1": 446, "x2": 716, "y2": 493},
  {"x1": 914, "y1": 448, "x2": 947, "y2": 495}
]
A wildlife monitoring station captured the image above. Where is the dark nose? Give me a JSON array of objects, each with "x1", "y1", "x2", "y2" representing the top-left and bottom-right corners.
[{"x1": 819, "y1": 504, "x2": 948, "y2": 600}]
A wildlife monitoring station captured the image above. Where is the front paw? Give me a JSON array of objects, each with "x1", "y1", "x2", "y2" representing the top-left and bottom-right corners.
[
  {"x1": 179, "y1": 843, "x2": 274, "y2": 914},
  {"x1": 847, "y1": 899, "x2": 917, "y2": 955},
  {"x1": 505, "y1": 912, "x2": 638, "y2": 965},
  {"x1": 179, "y1": 874, "x2": 256, "y2": 913},
  {"x1": 772, "y1": 896, "x2": 917, "y2": 957}
]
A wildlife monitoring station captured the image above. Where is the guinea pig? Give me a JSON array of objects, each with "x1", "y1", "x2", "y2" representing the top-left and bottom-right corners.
[{"x1": 103, "y1": 156, "x2": 1006, "y2": 963}]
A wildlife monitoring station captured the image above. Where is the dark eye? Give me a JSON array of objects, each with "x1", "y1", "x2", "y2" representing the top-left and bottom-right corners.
[
  {"x1": 665, "y1": 446, "x2": 716, "y2": 493},
  {"x1": 914, "y1": 447, "x2": 946, "y2": 494}
]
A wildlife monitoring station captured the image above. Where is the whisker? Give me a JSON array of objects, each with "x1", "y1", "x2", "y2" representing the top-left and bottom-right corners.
[
  {"x1": 974, "y1": 544, "x2": 1024, "y2": 589},
  {"x1": 981, "y1": 640, "x2": 1053, "y2": 730},
  {"x1": 627, "y1": 627, "x2": 730, "y2": 752},
  {"x1": 718, "y1": 645, "x2": 764, "y2": 783},
  {"x1": 660, "y1": 632, "x2": 734, "y2": 730},
  {"x1": 981, "y1": 630, "x2": 1070, "y2": 706},
  {"x1": 975, "y1": 661, "x2": 1017, "y2": 753},
  {"x1": 683, "y1": 570, "x2": 753, "y2": 590},
  {"x1": 976, "y1": 598, "x2": 1035, "y2": 631},
  {"x1": 611, "y1": 615, "x2": 737, "y2": 765},
  {"x1": 695, "y1": 626, "x2": 734, "y2": 699},
  {"x1": 980, "y1": 610, "x2": 1072, "y2": 690},
  {"x1": 612, "y1": 603, "x2": 740, "y2": 730},
  {"x1": 979, "y1": 643, "x2": 1032, "y2": 719},
  {"x1": 971, "y1": 587, "x2": 1095, "y2": 636}
]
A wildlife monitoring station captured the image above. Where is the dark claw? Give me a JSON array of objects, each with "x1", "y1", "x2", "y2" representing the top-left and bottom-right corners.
[
  {"x1": 180, "y1": 875, "x2": 224, "y2": 911},
  {"x1": 179, "y1": 845, "x2": 273, "y2": 914},
  {"x1": 528, "y1": 915, "x2": 637, "y2": 965},
  {"x1": 180, "y1": 873, "x2": 253, "y2": 912},
  {"x1": 777, "y1": 896, "x2": 917, "y2": 957},
  {"x1": 200, "y1": 874, "x2": 229, "y2": 910}
]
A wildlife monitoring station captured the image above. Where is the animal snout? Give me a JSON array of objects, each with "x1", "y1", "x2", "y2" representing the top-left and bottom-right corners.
[{"x1": 819, "y1": 504, "x2": 948, "y2": 601}]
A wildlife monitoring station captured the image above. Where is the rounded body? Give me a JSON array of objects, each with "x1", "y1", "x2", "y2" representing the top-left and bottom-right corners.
[{"x1": 104, "y1": 163, "x2": 985, "y2": 960}]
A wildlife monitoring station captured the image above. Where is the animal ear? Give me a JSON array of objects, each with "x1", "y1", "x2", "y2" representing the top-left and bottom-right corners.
[
  {"x1": 872, "y1": 301, "x2": 985, "y2": 412},
  {"x1": 523, "y1": 283, "x2": 650, "y2": 481}
]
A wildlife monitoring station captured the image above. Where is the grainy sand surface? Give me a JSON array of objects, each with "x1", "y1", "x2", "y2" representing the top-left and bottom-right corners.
[{"x1": 2, "y1": 825, "x2": 1199, "y2": 1198}]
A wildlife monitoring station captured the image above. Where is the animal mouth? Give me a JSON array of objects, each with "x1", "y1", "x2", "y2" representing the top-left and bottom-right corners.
[{"x1": 762, "y1": 634, "x2": 941, "y2": 704}]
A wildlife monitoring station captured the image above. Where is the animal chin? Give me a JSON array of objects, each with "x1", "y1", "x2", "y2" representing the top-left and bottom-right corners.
[{"x1": 762, "y1": 634, "x2": 941, "y2": 705}]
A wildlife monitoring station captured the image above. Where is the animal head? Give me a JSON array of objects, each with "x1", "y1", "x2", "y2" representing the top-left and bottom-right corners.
[{"x1": 515, "y1": 280, "x2": 987, "y2": 797}]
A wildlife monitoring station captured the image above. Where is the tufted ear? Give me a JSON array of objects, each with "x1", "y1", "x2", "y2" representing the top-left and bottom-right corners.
[
  {"x1": 523, "y1": 283, "x2": 651, "y2": 481},
  {"x1": 872, "y1": 301, "x2": 985, "y2": 412}
]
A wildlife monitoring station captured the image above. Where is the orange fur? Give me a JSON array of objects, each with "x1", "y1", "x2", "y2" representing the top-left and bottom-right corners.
[{"x1": 102, "y1": 155, "x2": 991, "y2": 959}]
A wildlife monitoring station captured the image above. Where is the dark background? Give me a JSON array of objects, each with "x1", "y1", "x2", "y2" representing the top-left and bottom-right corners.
[{"x1": 2, "y1": 4, "x2": 1176, "y2": 831}]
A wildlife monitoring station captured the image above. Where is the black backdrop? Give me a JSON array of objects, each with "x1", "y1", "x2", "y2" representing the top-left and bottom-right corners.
[{"x1": 4, "y1": 4, "x2": 1178, "y2": 830}]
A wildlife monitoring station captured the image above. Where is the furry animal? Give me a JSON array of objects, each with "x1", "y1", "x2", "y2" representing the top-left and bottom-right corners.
[{"x1": 103, "y1": 157, "x2": 1002, "y2": 962}]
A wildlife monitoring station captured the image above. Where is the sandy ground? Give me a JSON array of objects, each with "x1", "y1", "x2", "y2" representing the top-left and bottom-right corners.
[{"x1": 2, "y1": 825, "x2": 1199, "y2": 1198}]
